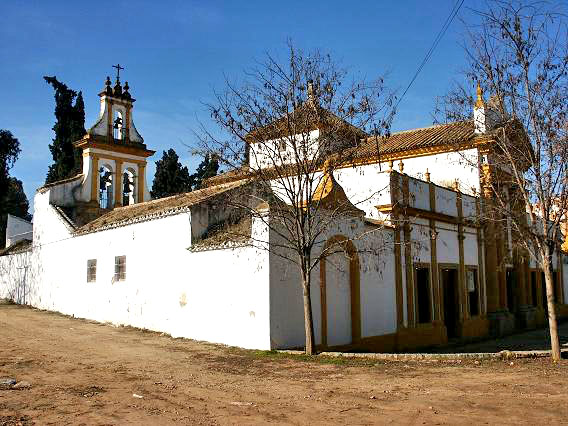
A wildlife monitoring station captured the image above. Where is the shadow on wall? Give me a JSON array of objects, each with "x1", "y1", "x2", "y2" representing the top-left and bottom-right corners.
[{"x1": 0, "y1": 247, "x2": 42, "y2": 305}]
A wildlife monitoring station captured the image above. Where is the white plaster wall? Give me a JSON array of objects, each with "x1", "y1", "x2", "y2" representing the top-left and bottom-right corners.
[
  {"x1": 360, "y1": 227, "x2": 397, "y2": 339},
  {"x1": 393, "y1": 149, "x2": 480, "y2": 195},
  {"x1": 435, "y1": 187, "x2": 458, "y2": 217},
  {"x1": 268, "y1": 216, "x2": 397, "y2": 349},
  {"x1": 249, "y1": 130, "x2": 320, "y2": 170},
  {"x1": 462, "y1": 194, "x2": 477, "y2": 220},
  {"x1": 435, "y1": 223, "x2": 460, "y2": 265},
  {"x1": 5, "y1": 215, "x2": 33, "y2": 247},
  {"x1": 463, "y1": 227, "x2": 479, "y2": 267},
  {"x1": 0, "y1": 250, "x2": 34, "y2": 304},
  {"x1": 408, "y1": 179, "x2": 430, "y2": 211},
  {"x1": 334, "y1": 166, "x2": 392, "y2": 219},
  {"x1": 410, "y1": 218, "x2": 431, "y2": 264},
  {"x1": 6, "y1": 197, "x2": 273, "y2": 350}
]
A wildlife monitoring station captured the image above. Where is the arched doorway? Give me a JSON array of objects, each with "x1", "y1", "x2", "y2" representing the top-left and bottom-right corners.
[{"x1": 319, "y1": 235, "x2": 361, "y2": 347}]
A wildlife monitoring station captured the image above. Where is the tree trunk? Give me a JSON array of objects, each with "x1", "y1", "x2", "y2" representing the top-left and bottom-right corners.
[
  {"x1": 542, "y1": 254, "x2": 561, "y2": 362},
  {"x1": 302, "y1": 272, "x2": 316, "y2": 355}
]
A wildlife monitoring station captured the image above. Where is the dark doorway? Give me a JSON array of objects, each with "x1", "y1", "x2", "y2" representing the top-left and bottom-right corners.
[
  {"x1": 530, "y1": 271, "x2": 538, "y2": 307},
  {"x1": 415, "y1": 267, "x2": 431, "y2": 324},
  {"x1": 506, "y1": 268, "x2": 515, "y2": 313},
  {"x1": 441, "y1": 268, "x2": 459, "y2": 339}
]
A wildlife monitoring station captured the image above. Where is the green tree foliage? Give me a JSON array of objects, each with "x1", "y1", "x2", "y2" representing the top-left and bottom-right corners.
[
  {"x1": 44, "y1": 76, "x2": 86, "y2": 184},
  {"x1": 190, "y1": 154, "x2": 219, "y2": 191},
  {"x1": 0, "y1": 130, "x2": 31, "y2": 249},
  {"x1": 0, "y1": 130, "x2": 21, "y2": 204},
  {"x1": 150, "y1": 149, "x2": 193, "y2": 199}
]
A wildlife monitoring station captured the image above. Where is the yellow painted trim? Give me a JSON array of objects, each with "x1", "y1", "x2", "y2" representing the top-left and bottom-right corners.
[
  {"x1": 137, "y1": 164, "x2": 145, "y2": 203},
  {"x1": 429, "y1": 219, "x2": 441, "y2": 321},
  {"x1": 114, "y1": 159, "x2": 123, "y2": 207},
  {"x1": 456, "y1": 191, "x2": 467, "y2": 321},
  {"x1": 90, "y1": 154, "x2": 99, "y2": 202}
]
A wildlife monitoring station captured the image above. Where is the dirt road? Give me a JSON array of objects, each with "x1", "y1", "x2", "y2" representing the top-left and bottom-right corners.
[{"x1": 1, "y1": 303, "x2": 567, "y2": 425}]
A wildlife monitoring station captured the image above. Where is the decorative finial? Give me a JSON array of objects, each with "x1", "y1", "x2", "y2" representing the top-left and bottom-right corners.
[
  {"x1": 388, "y1": 160, "x2": 393, "y2": 171},
  {"x1": 123, "y1": 81, "x2": 131, "y2": 99},
  {"x1": 398, "y1": 160, "x2": 404, "y2": 173},
  {"x1": 425, "y1": 168, "x2": 430, "y2": 182},
  {"x1": 307, "y1": 80, "x2": 315, "y2": 104},
  {"x1": 104, "y1": 76, "x2": 112, "y2": 95},
  {"x1": 475, "y1": 82, "x2": 485, "y2": 108}
]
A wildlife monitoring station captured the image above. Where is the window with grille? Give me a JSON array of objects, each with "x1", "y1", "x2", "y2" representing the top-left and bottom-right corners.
[
  {"x1": 87, "y1": 259, "x2": 97, "y2": 282},
  {"x1": 114, "y1": 256, "x2": 126, "y2": 281},
  {"x1": 467, "y1": 268, "x2": 479, "y2": 316}
]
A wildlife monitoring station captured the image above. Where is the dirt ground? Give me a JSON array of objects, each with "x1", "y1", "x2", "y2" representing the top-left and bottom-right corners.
[{"x1": 1, "y1": 303, "x2": 568, "y2": 425}]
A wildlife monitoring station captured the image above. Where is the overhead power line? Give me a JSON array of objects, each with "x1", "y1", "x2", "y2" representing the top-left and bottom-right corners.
[{"x1": 394, "y1": 0, "x2": 465, "y2": 111}]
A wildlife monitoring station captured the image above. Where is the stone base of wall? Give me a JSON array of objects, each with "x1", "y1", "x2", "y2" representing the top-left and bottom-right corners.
[
  {"x1": 556, "y1": 304, "x2": 568, "y2": 319},
  {"x1": 488, "y1": 310, "x2": 516, "y2": 337},
  {"x1": 326, "y1": 321, "x2": 448, "y2": 353},
  {"x1": 460, "y1": 316, "x2": 490, "y2": 339},
  {"x1": 516, "y1": 305, "x2": 539, "y2": 330}
]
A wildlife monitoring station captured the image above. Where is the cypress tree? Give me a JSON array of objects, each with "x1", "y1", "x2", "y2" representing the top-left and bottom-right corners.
[
  {"x1": 44, "y1": 76, "x2": 86, "y2": 184},
  {"x1": 190, "y1": 154, "x2": 219, "y2": 191},
  {"x1": 150, "y1": 149, "x2": 193, "y2": 199}
]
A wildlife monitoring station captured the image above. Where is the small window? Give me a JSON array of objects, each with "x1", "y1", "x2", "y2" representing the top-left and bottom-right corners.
[
  {"x1": 467, "y1": 268, "x2": 479, "y2": 317},
  {"x1": 114, "y1": 256, "x2": 126, "y2": 281},
  {"x1": 415, "y1": 266, "x2": 431, "y2": 324},
  {"x1": 87, "y1": 259, "x2": 97, "y2": 282}
]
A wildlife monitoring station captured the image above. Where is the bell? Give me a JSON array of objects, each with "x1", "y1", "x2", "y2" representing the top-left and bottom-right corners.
[{"x1": 123, "y1": 173, "x2": 132, "y2": 193}]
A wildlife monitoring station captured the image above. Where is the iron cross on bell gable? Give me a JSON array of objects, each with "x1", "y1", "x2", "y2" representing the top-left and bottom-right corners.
[{"x1": 112, "y1": 63, "x2": 124, "y2": 80}]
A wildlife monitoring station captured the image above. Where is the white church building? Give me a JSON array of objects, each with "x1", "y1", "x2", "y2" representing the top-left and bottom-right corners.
[{"x1": 1, "y1": 75, "x2": 567, "y2": 352}]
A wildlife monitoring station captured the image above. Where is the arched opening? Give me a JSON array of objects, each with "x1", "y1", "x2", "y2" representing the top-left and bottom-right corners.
[
  {"x1": 319, "y1": 235, "x2": 361, "y2": 348},
  {"x1": 99, "y1": 165, "x2": 114, "y2": 209},
  {"x1": 122, "y1": 168, "x2": 136, "y2": 206},
  {"x1": 113, "y1": 110, "x2": 124, "y2": 140}
]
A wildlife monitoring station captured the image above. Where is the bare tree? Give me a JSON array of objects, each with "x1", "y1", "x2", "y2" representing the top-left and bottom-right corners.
[
  {"x1": 436, "y1": 0, "x2": 568, "y2": 361},
  {"x1": 196, "y1": 43, "x2": 396, "y2": 354}
]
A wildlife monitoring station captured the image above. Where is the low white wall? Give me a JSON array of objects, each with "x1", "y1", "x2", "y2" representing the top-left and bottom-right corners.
[{"x1": 3, "y1": 205, "x2": 272, "y2": 350}]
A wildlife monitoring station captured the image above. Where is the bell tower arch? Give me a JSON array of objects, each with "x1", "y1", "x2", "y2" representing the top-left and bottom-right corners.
[{"x1": 73, "y1": 66, "x2": 155, "y2": 212}]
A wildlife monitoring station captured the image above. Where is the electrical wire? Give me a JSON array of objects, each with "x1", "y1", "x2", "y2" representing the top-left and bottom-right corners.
[{"x1": 394, "y1": 0, "x2": 465, "y2": 111}]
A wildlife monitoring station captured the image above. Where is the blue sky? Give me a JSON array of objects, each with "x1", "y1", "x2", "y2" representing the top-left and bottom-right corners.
[{"x1": 1, "y1": 0, "x2": 483, "y2": 212}]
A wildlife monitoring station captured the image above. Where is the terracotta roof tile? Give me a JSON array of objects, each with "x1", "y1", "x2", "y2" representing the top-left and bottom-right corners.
[
  {"x1": 350, "y1": 120, "x2": 475, "y2": 160},
  {"x1": 0, "y1": 239, "x2": 32, "y2": 256},
  {"x1": 75, "y1": 180, "x2": 250, "y2": 235}
]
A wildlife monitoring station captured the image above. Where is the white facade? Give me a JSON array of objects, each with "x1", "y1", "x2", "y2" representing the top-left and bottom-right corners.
[{"x1": 5, "y1": 214, "x2": 32, "y2": 247}]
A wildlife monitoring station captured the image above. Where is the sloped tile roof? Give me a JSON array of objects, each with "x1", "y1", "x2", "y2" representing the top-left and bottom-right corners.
[
  {"x1": 350, "y1": 120, "x2": 475, "y2": 160},
  {"x1": 75, "y1": 179, "x2": 249, "y2": 235},
  {"x1": 204, "y1": 121, "x2": 477, "y2": 187},
  {"x1": 0, "y1": 239, "x2": 32, "y2": 256}
]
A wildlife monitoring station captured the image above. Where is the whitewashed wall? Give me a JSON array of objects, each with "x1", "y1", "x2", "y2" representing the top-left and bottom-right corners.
[
  {"x1": 392, "y1": 149, "x2": 480, "y2": 195},
  {"x1": 1, "y1": 188, "x2": 273, "y2": 350}
]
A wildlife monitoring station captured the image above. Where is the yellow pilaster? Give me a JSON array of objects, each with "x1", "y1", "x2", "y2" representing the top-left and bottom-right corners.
[
  {"x1": 90, "y1": 154, "x2": 99, "y2": 203},
  {"x1": 115, "y1": 159, "x2": 123, "y2": 207},
  {"x1": 137, "y1": 163, "x2": 146, "y2": 203}
]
